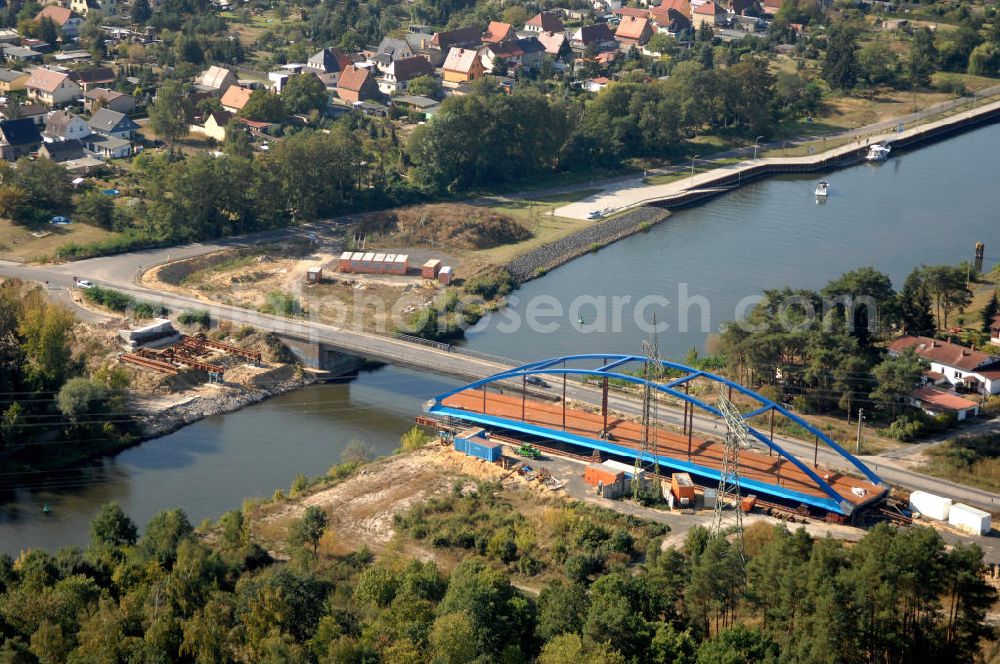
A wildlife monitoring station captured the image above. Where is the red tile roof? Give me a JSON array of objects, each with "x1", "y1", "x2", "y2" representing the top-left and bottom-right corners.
[
  {"x1": 912, "y1": 386, "x2": 980, "y2": 412},
  {"x1": 36, "y1": 5, "x2": 74, "y2": 25},
  {"x1": 615, "y1": 16, "x2": 651, "y2": 40},
  {"x1": 887, "y1": 335, "x2": 997, "y2": 372},
  {"x1": 483, "y1": 21, "x2": 514, "y2": 43},
  {"x1": 615, "y1": 7, "x2": 650, "y2": 18},
  {"x1": 220, "y1": 85, "x2": 253, "y2": 110},
  {"x1": 694, "y1": 2, "x2": 721, "y2": 15},
  {"x1": 337, "y1": 65, "x2": 372, "y2": 92},
  {"x1": 27, "y1": 68, "x2": 71, "y2": 93}
]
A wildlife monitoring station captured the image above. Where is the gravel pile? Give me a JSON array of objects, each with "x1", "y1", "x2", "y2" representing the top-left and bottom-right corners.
[{"x1": 506, "y1": 206, "x2": 669, "y2": 282}]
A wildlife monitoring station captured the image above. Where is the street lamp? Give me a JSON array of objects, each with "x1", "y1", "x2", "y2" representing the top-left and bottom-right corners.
[
  {"x1": 753, "y1": 135, "x2": 764, "y2": 161},
  {"x1": 690, "y1": 154, "x2": 700, "y2": 184}
]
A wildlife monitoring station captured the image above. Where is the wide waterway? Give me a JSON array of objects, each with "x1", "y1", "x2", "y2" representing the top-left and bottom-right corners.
[{"x1": 3, "y1": 123, "x2": 999, "y2": 554}]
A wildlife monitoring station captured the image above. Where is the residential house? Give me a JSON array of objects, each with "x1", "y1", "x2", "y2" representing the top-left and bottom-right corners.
[
  {"x1": 377, "y1": 56, "x2": 434, "y2": 95},
  {"x1": 88, "y1": 108, "x2": 139, "y2": 140},
  {"x1": 443, "y1": 48, "x2": 485, "y2": 84},
  {"x1": 2, "y1": 103, "x2": 48, "y2": 126},
  {"x1": 650, "y1": 6, "x2": 692, "y2": 36},
  {"x1": 195, "y1": 65, "x2": 237, "y2": 94},
  {"x1": 36, "y1": 6, "x2": 83, "y2": 39},
  {"x1": 83, "y1": 88, "x2": 136, "y2": 114},
  {"x1": 693, "y1": 2, "x2": 726, "y2": 29},
  {"x1": 69, "y1": 67, "x2": 116, "y2": 92},
  {"x1": 478, "y1": 38, "x2": 546, "y2": 73},
  {"x1": 991, "y1": 314, "x2": 1000, "y2": 346},
  {"x1": 337, "y1": 65, "x2": 378, "y2": 103},
  {"x1": 70, "y1": 0, "x2": 117, "y2": 17},
  {"x1": 43, "y1": 110, "x2": 90, "y2": 141},
  {"x1": 655, "y1": 0, "x2": 692, "y2": 19},
  {"x1": 615, "y1": 15, "x2": 654, "y2": 47},
  {"x1": 525, "y1": 12, "x2": 565, "y2": 33},
  {"x1": 0, "y1": 68, "x2": 28, "y2": 94},
  {"x1": 39, "y1": 138, "x2": 85, "y2": 162},
  {"x1": 582, "y1": 76, "x2": 611, "y2": 92},
  {"x1": 2, "y1": 46, "x2": 43, "y2": 64},
  {"x1": 376, "y1": 38, "x2": 414, "y2": 64},
  {"x1": 482, "y1": 21, "x2": 515, "y2": 44},
  {"x1": 727, "y1": 0, "x2": 758, "y2": 15},
  {"x1": 537, "y1": 31, "x2": 569, "y2": 57},
  {"x1": 431, "y1": 26, "x2": 482, "y2": 51},
  {"x1": 570, "y1": 23, "x2": 618, "y2": 52},
  {"x1": 85, "y1": 134, "x2": 131, "y2": 159},
  {"x1": 22, "y1": 40, "x2": 53, "y2": 55},
  {"x1": 909, "y1": 386, "x2": 980, "y2": 421},
  {"x1": 887, "y1": 335, "x2": 1000, "y2": 395},
  {"x1": 237, "y1": 117, "x2": 278, "y2": 136},
  {"x1": 189, "y1": 109, "x2": 232, "y2": 142},
  {"x1": 26, "y1": 68, "x2": 82, "y2": 107},
  {"x1": 220, "y1": 85, "x2": 253, "y2": 114},
  {"x1": 0, "y1": 29, "x2": 18, "y2": 45},
  {"x1": 307, "y1": 47, "x2": 353, "y2": 74},
  {"x1": 0, "y1": 118, "x2": 42, "y2": 160},
  {"x1": 762, "y1": 0, "x2": 783, "y2": 14}
]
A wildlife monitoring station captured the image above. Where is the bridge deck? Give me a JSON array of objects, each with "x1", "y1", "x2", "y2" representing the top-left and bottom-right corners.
[{"x1": 442, "y1": 391, "x2": 882, "y2": 509}]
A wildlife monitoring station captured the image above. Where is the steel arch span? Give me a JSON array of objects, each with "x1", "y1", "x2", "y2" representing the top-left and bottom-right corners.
[{"x1": 426, "y1": 354, "x2": 888, "y2": 516}]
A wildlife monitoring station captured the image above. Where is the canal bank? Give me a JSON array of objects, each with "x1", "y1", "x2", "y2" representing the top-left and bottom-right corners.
[{"x1": 553, "y1": 96, "x2": 1000, "y2": 219}]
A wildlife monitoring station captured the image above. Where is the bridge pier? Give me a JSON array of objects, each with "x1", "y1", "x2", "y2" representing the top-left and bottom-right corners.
[{"x1": 278, "y1": 336, "x2": 363, "y2": 376}]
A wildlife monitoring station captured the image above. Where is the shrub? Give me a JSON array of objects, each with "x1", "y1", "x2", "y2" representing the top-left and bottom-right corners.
[
  {"x1": 178, "y1": 310, "x2": 210, "y2": 327},
  {"x1": 462, "y1": 267, "x2": 517, "y2": 301},
  {"x1": 84, "y1": 286, "x2": 166, "y2": 318}
]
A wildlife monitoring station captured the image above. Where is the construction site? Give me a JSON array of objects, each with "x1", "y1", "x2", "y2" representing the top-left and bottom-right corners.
[
  {"x1": 118, "y1": 322, "x2": 263, "y2": 382},
  {"x1": 421, "y1": 352, "x2": 896, "y2": 522}
]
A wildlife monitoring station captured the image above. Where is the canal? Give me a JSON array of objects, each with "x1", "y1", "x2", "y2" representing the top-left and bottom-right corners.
[{"x1": 3, "y1": 122, "x2": 999, "y2": 554}]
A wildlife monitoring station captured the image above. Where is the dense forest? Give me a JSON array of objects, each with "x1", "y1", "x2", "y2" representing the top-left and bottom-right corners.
[{"x1": 0, "y1": 478, "x2": 995, "y2": 663}]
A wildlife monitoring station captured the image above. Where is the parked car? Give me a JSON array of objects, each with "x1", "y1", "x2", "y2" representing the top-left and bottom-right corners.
[{"x1": 76, "y1": 279, "x2": 94, "y2": 289}]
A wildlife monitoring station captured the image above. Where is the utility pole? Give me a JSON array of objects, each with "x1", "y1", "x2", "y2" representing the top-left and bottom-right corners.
[{"x1": 856, "y1": 408, "x2": 864, "y2": 454}]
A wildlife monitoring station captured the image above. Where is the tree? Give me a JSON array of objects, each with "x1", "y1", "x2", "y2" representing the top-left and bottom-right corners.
[
  {"x1": 89, "y1": 502, "x2": 138, "y2": 549},
  {"x1": 280, "y1": 73, "x2": 328, "y2": 115},
  {"x1": 407, "y1": 75, "x2": 442, "y2": 100},
  {"x1": 822, "y1": 267, "x2": 897, "y2": 349},
  {"x1": 538, "y1": 634, "x2": 627, "y2": 664},
  {"x1": 428, "y1": 613, "x2": 477, "y2": 664},
  {"x1": 57, "y1": 377, "x2": 112, "y2": 424},
  {"x1": 239, "y1": 90, "x2": 287, "y2": 123},
  {"x1": 898, "y1": 269, "x2": 936, "y2": 336},
  {"x1": 149, "y1": 80, "x2": 188, "y2": 149},
  {"x1": 921, "y1": 264, "x2": 972, "y2": 328},
  {"x1": 647, "y1": 33, "x2": 677, "y2": 56},
  {"x1": 75, "y1": 190, "x2": 115, "y2": 229},
  {"x1": 968, "y1": 42, "x2": 1000, "y2": 77},
  {"x1": 537, "y1": 580, "x2": 589, "y2": 640},
  {"x1": 289, "y1": 505, "x2": 328, "y2": 556},
  {"x1": 870, "y1": 350, "x2": 925, "y2": 417},
  {"x1": 222, "y1": 120, "x2": 253, "y2": 158},
  {"x1": 858, "y1": 40, "x2": 900, "y2": 89},
  {"x1": 908, "y1": 27, "x2": 937, "y2": 88},
  {"x1": 696, "y1": 626, "x2": 779, "y2": 664},
  {"x1": 18, "y1": 295, "x2": 74, "y2": 391},
  {"x1": 37, "y1": 16, "x2": 57, "y2": 46},
  {"x1": 0, "y1": 184, "x2": 31, "y2": 224},
  {"x1": 981, "y1": 291, "x2": 998, "y2": 333},
  {"x1": 824, "y1": 24, "x2": 859, "y2": 92},
  {"x1": 139, "y1": 508, "x2": 194, "y2": 566},
  {"x1": 130, "y1": 0, "x2": 152, "y2": 23}
]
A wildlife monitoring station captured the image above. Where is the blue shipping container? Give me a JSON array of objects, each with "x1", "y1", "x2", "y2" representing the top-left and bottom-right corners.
[
  {"x1": 467, "y1": 441, "x2": 502, "y2": 462},
  {"x1": 454, "y1": 438, "x2": 470, "y2": 454}
]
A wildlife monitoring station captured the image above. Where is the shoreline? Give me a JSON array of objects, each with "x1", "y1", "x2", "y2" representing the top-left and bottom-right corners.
[{"x1": 138, "y1": 373, "x2": 314, "y2": 441}]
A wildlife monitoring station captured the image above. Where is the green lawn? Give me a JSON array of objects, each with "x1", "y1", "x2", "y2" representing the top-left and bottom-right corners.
[{"x1": 0, "y1": 218, "x2": 120, "y2": 263}]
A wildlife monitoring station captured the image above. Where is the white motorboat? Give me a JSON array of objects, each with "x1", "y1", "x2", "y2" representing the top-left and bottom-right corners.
[
  {"x1": 814, "y1": 180, "x2": 829, "y2": 197},
  {"x1": 866, "y1": 143, "x2": 891, "y2": 162}
]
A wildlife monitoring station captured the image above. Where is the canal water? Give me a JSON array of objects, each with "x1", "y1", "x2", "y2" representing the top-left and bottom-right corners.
[{"x1": 3, "y1": 123, "x2": 999, "y2": 554}]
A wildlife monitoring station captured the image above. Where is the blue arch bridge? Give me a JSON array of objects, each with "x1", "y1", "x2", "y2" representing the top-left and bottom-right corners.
[{"x1": 424, "y1": 354, "x2": 888, "y2": 517}]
